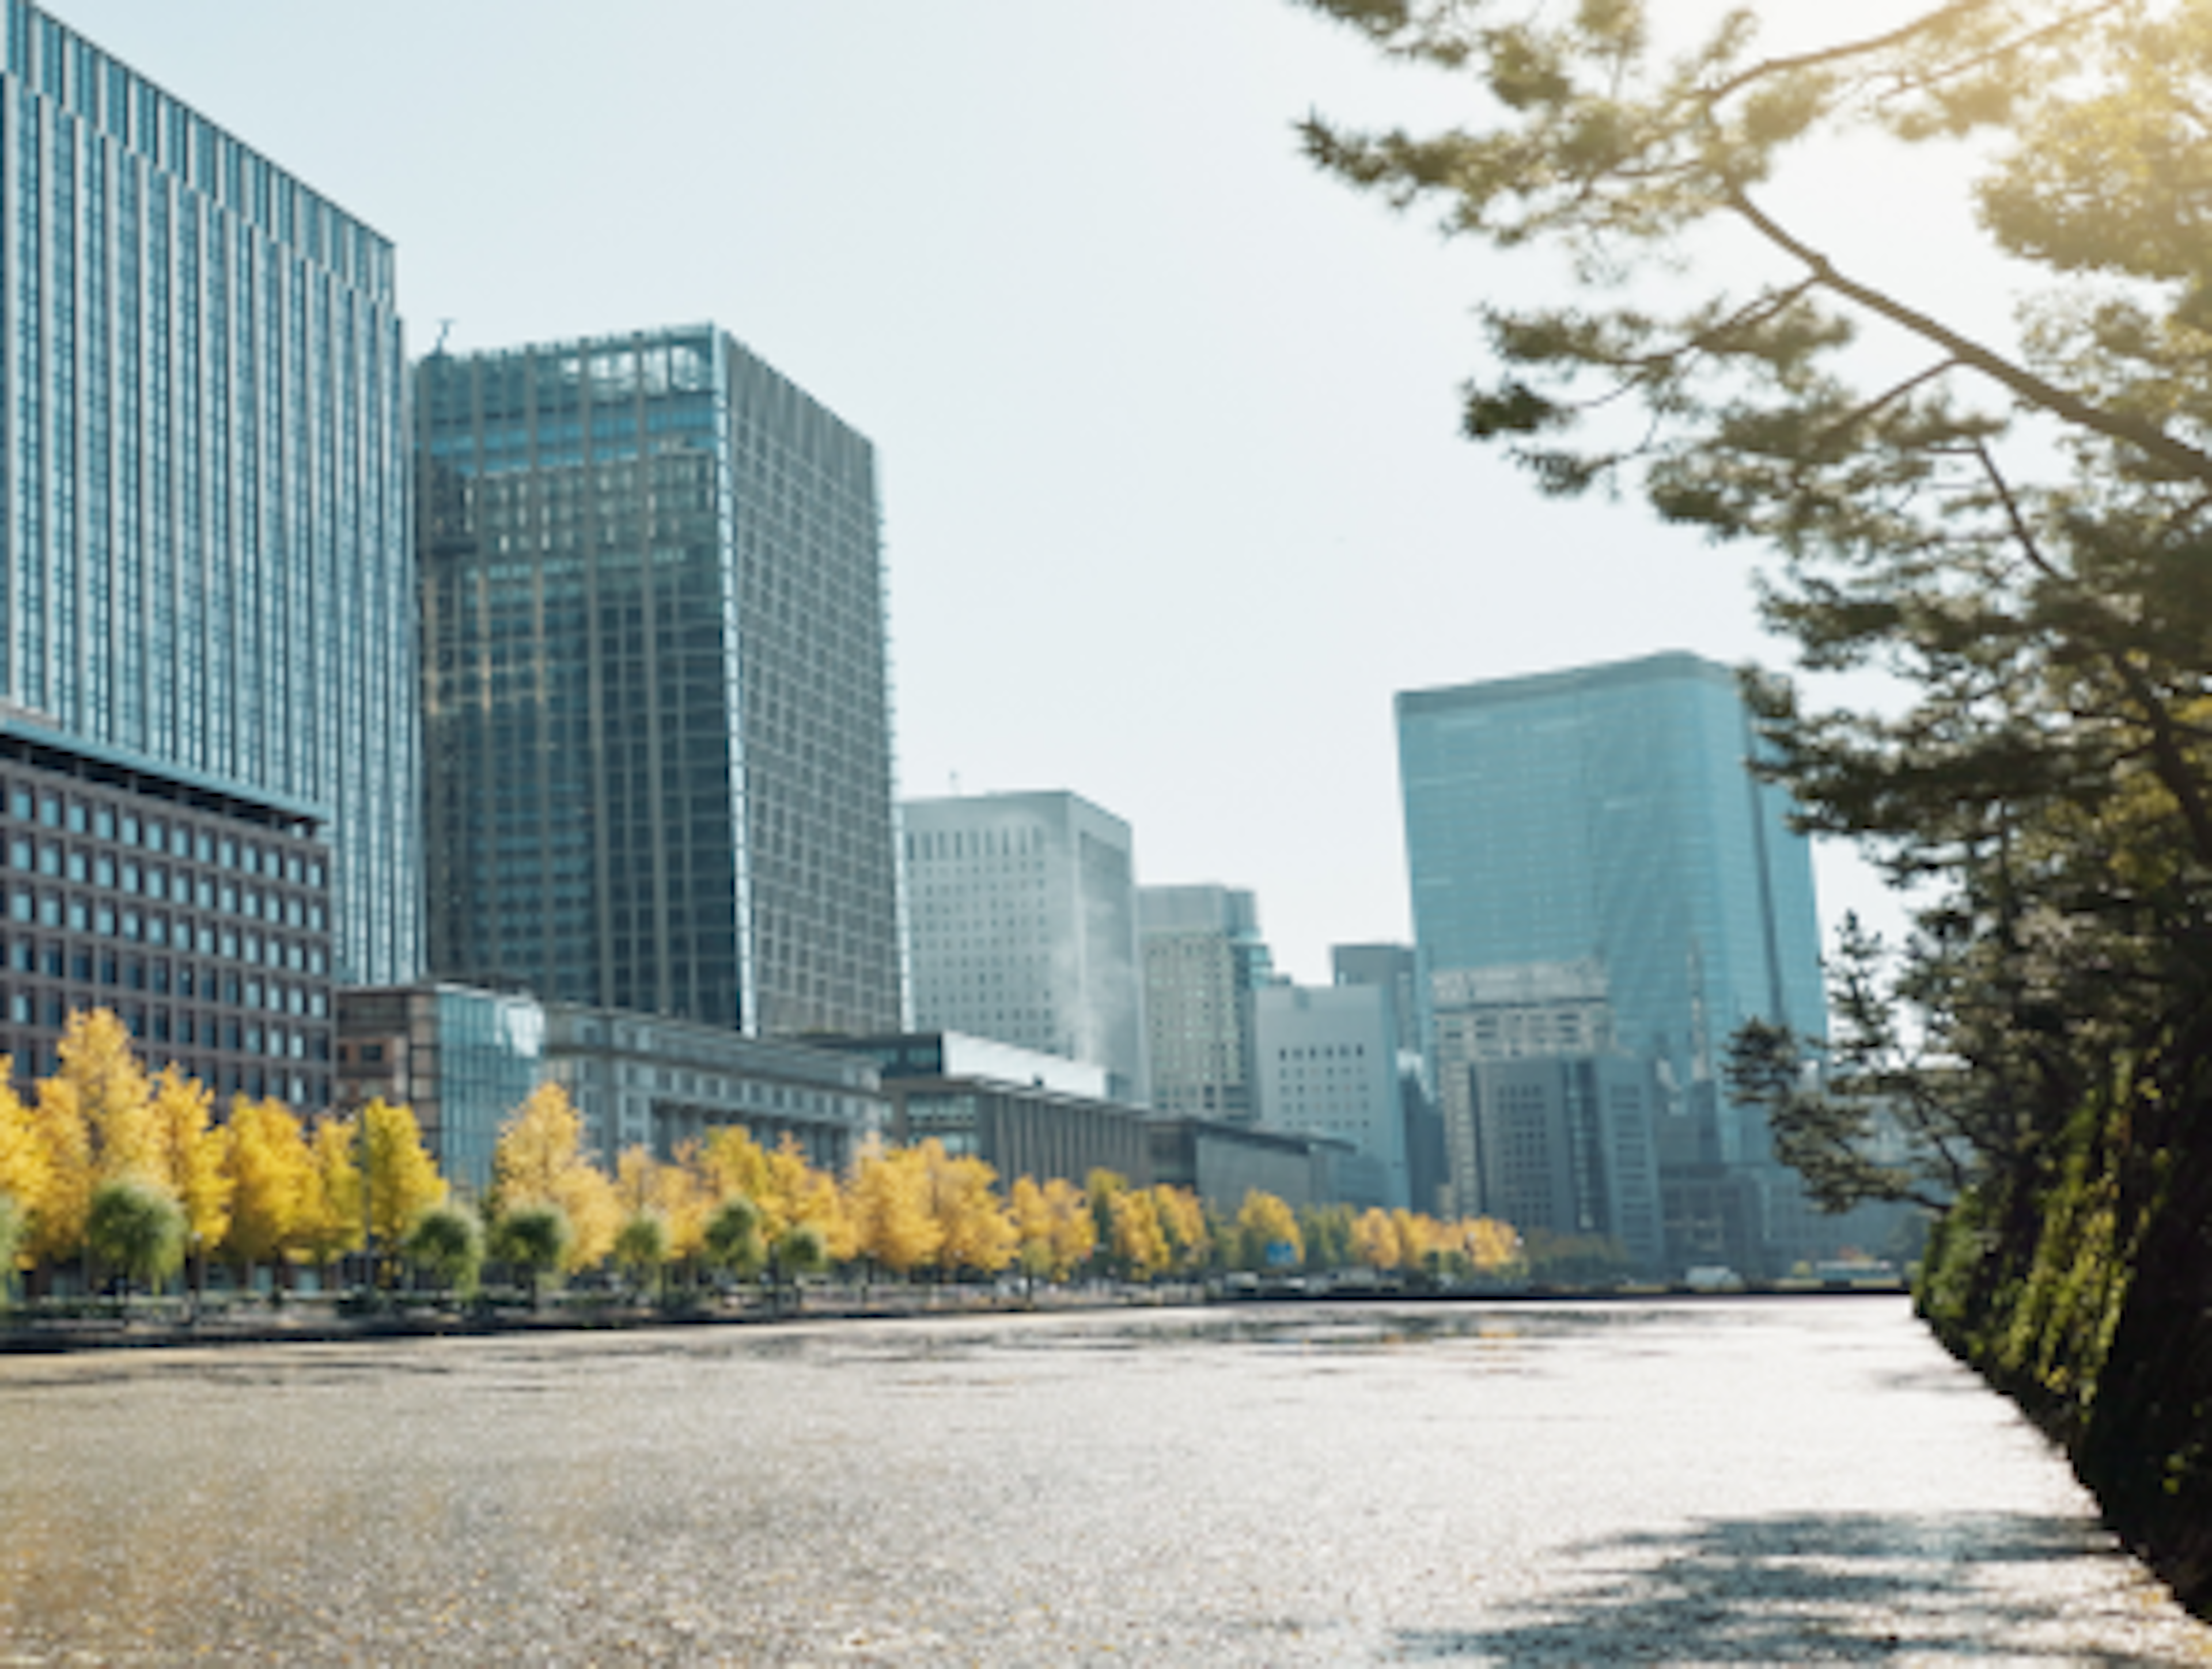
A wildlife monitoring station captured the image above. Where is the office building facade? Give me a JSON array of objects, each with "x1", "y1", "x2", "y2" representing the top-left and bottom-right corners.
[
  {"x1": 902, "y1": 790, "x2": 1148, "y2": 1102},
  {"x1": 1332, "y1": 940, "x2": 1446, "y2": 1215},
  {"x1": 1139, "y1": 883, "x2": 1272, "y2": 1123},
  {"x1": 0, "y1": 3, "x2": 418, "y2": 988},
  {"x1": 0, "y1": 719, "x2": 334, "y2": 1102},
  {"x1": 336, "y1": 981, "x2": 544, "y2": 1195},
  {"x1": 416, "y1": 326, "x2": 902, "y2": 1039},
  {"x1": 339, "y1": 981, "x2": 889, "y2": 1190},
  {"x1": 828, "y1": 1030, "x2": 1149, "y2": 1189},
  {"x1": 1253, "y1": 983, "x2": 1406, "y2": 1209},
  {"x1": 1398, "y1": 653, "x2": 1824, "y2": 1265}
]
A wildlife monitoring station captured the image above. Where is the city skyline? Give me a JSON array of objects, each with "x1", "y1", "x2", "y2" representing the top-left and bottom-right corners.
[{"x1": 51, "y1": 0, "x2": 1908, "y2": 985}]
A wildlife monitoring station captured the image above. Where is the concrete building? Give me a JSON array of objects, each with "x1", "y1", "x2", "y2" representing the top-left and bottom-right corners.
[
  {"x1": 826, "y1": 1031, "x2": 1150, "y2": 1188},
  {"x1": 0, "y1": 720, "x2": 335, "y2": 1103},
  {"x1": 543, "y1": 1004, "x2": 885, "y2": 1177},
  {"x1": 416, "y1": 326, "x2": 902, "y2": 1040},
  {"x1": 338, "y1": 983, "x2": 888, "y2": 1192},
  {"x1": 0, "y1": 3, "x2": 419, "y2": 987},
  {"x1": 1332, "y1": 942, "x2": 1446, "y2": 1215},
  {"x1": 1331, "y1": 943, "x2": 1421, "y2": 1057},
  {"x1": 1145, "y1": 1116, "x2": 1347, "y2": 1215},
  {"x1": 1253, "y1": 983, "x2": 1407, "y2": 1210},
  {"x1": 1139, "y1": 883, "x2": 1272, "y2": 1124},
  {"x1": 1466, "y1": 1051, "x2": 1665, "y2": 1273},
  {"x1": 1397, "y1": 651, "x2": 1826, "y2": 1270},
  {"x1": 902, "y1": 791, "x2": 1147, "y2": 1102}
]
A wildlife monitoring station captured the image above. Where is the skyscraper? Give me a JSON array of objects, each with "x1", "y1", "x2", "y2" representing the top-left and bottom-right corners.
[
  {"x1": 416, "y1": 326, "x2": 902, "y2": 1038},
  {"x1": 1332, "y1": 941, "x2": 1446, "y2": 1215},
  {"x1": 1139, "y1": 883, "x2": 1272, "y2": 1122},
  {"x1": 1397, "y1": 651, "x2": 1824, "y2": 1261},
  {"x1": 0, "y1": 1, "x2": 418, "y2": 987},
  {"x1": 902, "y1": 790, "x2": 1147, "y2": 1103}
]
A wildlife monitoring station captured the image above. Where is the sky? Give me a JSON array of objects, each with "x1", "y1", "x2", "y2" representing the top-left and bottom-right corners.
[{"x1": 57, "y1": 0, "x2": 1920, "y2": 984}]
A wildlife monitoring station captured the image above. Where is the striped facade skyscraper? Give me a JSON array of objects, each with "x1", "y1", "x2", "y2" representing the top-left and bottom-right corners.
[{"x1": 0, "y1": 0, "x2": 419, "y2": 988}]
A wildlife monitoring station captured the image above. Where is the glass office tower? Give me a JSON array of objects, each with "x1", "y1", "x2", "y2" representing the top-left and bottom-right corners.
[
  {"x1": 416, "y1": 326, "x2": 903, "y2": 1038},
  {"x1": 0, "y1": 2, "x2": 418, "y2": 985},
  {"x1": 1396, "y1": 651, "x2": 1825, "y2": 1169}
]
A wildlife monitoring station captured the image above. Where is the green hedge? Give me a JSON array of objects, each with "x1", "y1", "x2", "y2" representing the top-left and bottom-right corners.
[{"x1": 1916, "y1": 1065, "x2": 2212, "y2": 1614}]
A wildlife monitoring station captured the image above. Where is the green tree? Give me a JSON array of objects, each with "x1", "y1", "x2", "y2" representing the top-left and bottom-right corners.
[
  {"x1": 702, "y1": 1193, "x2": 767, "y2": 1284},
  {"x1": 490, "y1": 1203, "x2": 571, "y2": 1310},
  {"x1": 406, "y1": 1203, "x2": 484, "y2": 1302},
  {"x1": 612, "y1": 1211, "x2": 671, "y2": 1300},
  {"x1": 1724, "y1": 916, "x2": 1978, "y2": 1214},
  {"x1": 0, "y1": 1192, "x2": 24, "y2": 1308},
  {"x1": 770, "y1": 1220, "x2": 829, "y2": 1314},
  {"x1": 85, "y1": 1177, "x2": 185, "y2": 1302}
]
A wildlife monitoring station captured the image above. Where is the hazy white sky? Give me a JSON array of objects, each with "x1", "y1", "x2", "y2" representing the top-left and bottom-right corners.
[{"x1": 60, "y1": 0, "x2": 1918, "y2": 983}]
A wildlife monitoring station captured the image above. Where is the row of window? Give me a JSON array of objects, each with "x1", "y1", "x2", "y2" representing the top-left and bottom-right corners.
[
  {"x1": 1, "y1": 989, "x2": 325, "y2": 1059},
  {"x1": 3, "y1": 937, "x2": 327, "y2": 1014},
  {"x1": 2, "y1": 839, "x2": 324, "y2": 925},
  {"x1": 0, "y1": 779, "x2": 324, "y2": 885},
  {"x1": 0, "y1": 887, "x2": 327, "y2": 971}
]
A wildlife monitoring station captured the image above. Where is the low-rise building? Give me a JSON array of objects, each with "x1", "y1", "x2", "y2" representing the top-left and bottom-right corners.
[
  {"x1": 0, "y1": 719, "x2": 336, "y2": 1106},
  {"x1": 826, "y1": 1031, "x2": 1152, "y2": 1186},
  {"x1": 1145, "y1": 1116, "x2": 1346, "y2": 1213},
  {"x1": 338, "y1": 985, "x2": 887, "y2": 1192}
]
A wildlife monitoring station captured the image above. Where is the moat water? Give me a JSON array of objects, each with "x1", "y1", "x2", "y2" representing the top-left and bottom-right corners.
[{"x1": 2, "y1": 1296, "x2": 2206, "y2": 1663}]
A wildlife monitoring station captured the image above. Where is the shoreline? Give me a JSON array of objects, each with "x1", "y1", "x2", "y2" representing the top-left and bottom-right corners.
[{"x1": 0, "y1": 1279, "x2": 1911, "y2": 1356}]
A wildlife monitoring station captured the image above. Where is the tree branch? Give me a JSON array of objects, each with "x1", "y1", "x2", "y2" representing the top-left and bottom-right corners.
[
  {"x1": 1726, "y1": 183, "x2": 2212, "y2": 485},
  {"x1": 1972, "y1": 438, "x2": 2212, "y2": 868}
]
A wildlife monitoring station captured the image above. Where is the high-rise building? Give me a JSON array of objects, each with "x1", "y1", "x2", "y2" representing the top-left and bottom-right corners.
[
  {"x1": 901, "y1": 790, "x2": 1147, "y2": 1103},
  {"x1": 0, "y1": 2, "x2": 419, "y2": 989},
  {"x1": 1397, "y1": 651, "x2": 1825, "y2": 1266},
  {"x1": 1331, "y1": 943, "x2": 1421, "y2": 1059},
  {"x1": 1253, "y1": 982, "x2": 1407, "y2": 1209},
  {"x1": 1139, "y1": 883, "x2": 1272, "y2": 1123},
  {"x1": 416, "y1": 326, "x2": 903, "y2": 1039},
  {"x1": 1332, "y1": 941, "x2": 1446, "y2": 1215}
]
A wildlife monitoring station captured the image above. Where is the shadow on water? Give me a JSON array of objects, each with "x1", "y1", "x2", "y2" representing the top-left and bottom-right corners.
[{"x1": 1394, "y1": 1511, "x2": 2175, "y2": 1664}]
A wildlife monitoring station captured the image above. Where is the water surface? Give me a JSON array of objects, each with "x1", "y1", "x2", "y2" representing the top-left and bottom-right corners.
[{"x1": 2, "y1": 1297, "x2": 2205, "y2": 1662}]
